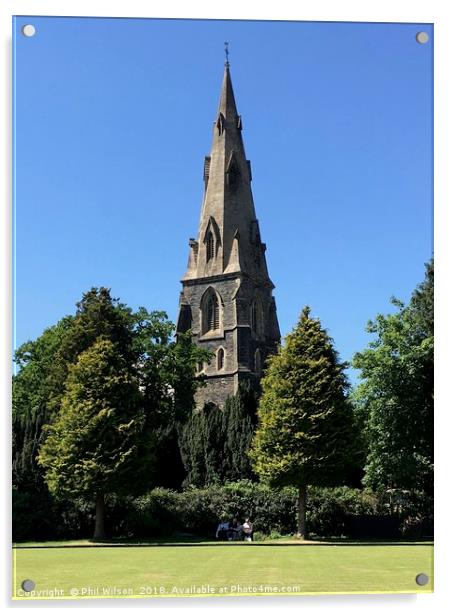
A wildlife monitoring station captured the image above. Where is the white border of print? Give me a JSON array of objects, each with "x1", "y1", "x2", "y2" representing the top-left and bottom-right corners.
[{"x1": 1, "y1": 1, "x2": 450, "y2": 614}]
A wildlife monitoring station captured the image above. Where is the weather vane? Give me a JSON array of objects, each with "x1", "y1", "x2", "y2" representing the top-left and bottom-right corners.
[{"x1": 224, "y1": 41, "x2": 230, "y2": 66}]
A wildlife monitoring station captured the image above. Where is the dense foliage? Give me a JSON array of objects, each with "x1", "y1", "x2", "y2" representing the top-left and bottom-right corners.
[
  {"x1": 179, "y1": 382, "x2": 259, "y2": 487},
  {"x1": 122, "y1": 482, "x2": 382, "y2": 539},
  {"x1": 12, "y1": 264, "x2": 433, "y2": 542},
  {"x1": 13, "y1": 287, "x2": 209, "y2": 538},
  {"x1": 353, "y1": 260, "x2": 433, "y2": 518},
  {"x1": 14, "y1": 479, "x2": 430, "y2": 542},
  {"x1": 13, "y1": 317, "x2": 75, "y2": 491},
  {"x1": 250, "y1": 306, "x2": 361, "y2": 537},
  {"x1": 38, "y1": 339, "x2": 146, "y2": 538}
]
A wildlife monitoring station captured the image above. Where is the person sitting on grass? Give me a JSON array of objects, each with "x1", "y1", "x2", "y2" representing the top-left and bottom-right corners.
[
  {"x1": 229, "y1": 517, "x2": 242, "y2": 541},
  {"x1": 242, "y1": 517, "x2": 254, "y2": 542},
  {"x1": 215, "y1": 519, "x2": 229, "y2": 541}
]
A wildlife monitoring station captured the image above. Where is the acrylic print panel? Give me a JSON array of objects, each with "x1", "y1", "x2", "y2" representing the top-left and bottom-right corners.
[{"x1": 12, "y1": 16, "x2": 433, "y2": 600}]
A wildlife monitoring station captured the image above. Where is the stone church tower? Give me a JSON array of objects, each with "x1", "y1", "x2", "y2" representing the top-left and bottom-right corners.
[{"x1": 177, "y1": 61, "x2": 280, "y2": 408}]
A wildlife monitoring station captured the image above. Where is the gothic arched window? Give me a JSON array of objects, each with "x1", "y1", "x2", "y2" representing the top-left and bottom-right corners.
[
  {"x1": 217, "y1": 347, "x2": 225, "y2": 371},
  {"x1": 202, "y1": 289, "x2": 221, "y2": 334},
  {"x1": 206, "y1": 231, "x2": 215, "y2": 262}
]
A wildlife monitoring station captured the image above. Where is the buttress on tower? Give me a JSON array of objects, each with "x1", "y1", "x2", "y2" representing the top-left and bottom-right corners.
[{"x1": 176, "y1": 61, "x2": 280, "y2": 409}]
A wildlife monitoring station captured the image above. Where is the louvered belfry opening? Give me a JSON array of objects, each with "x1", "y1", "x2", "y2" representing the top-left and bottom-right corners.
[
  {"x1": 206, "y1": 292, "x2": 220, "y2": 332},
  {"x1": 206, "y1": 231, "x2": 215, "y2": 262}
]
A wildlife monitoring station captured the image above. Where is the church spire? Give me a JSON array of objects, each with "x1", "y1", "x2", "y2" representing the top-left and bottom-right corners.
[
  {"x1": 182, "y1": 60, "x2": 273, "y2": 288},
  {"x1": 218, "y1": 45, "x2": 238, "y2": 120},
  {"x1": 176, "y1": 58, "x2": 281, "y2": 409}
]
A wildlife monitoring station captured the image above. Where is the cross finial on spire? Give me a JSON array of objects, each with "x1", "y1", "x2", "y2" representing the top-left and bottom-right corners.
[{"x1": 224, "y1": 41, "x2": 230, "y2": 67}]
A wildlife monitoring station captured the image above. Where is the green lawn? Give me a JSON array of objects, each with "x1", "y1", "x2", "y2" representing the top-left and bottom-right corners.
[{"x1": 13, "y1": 541, "x2": 433, "y2": 600}]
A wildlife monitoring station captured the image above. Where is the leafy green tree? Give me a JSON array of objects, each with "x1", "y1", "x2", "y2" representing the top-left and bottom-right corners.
[
  {"x1": 353, "y1": 260, "x2": 433, "y2": 510},
  {"x1": 147, "y1": 332, "x2": 212, "y2": 489},
  {"x1": 38, "y1": 338, "x2": 147, "y2": 539},
  {"x1": 13, "y1": 287, "x2": 209, "y2": 538},
  {"x1": 13, "y1": 288, "x2": 140, "y2": 493},
  {"x1": 58, "y1": 287, "x2": 136, "y2": 364},
  {"x1": 13, "y1": 317, "x2": 74, "y2": 491},
  {"x1": 250, "y1": 307, "x2": 359, "y2": 539}
]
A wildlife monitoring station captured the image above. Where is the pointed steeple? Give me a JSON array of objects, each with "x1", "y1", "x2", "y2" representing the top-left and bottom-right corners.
[
  {"x1": 176, "y1": 56, "x2": 281, "y2": 409},
  {"x1": 218, "y1": 63, "x2": 239, "y2": 121},
  {"x1": 219, "y1": 41, "x2": 236, "y2": 118},
  {"x1": 183, "y1": 61, "x2": 273, "y2": 289}
]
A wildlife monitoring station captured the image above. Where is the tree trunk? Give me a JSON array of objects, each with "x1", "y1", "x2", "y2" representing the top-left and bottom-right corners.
[
  {"x1": 93, "y1": 493, "x2": 106, "y2": 540},
  {"x1": 297, "y1": 485, "x2": 307, "y2": 539}
]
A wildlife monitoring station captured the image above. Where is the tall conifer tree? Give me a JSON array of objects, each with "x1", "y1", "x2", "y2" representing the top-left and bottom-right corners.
[
  {"x1": 38, "y1": 338, "x2": 147, "y2": 540},
  {"x1": 179, "y1": 383, "x2": 258, "y2": 487},
  {"x1": 222, "y1": 382, "x2": 258, "y2": 482},
  {"x1": 250, "y1": 307, "x2": 359, "y2": 538}
]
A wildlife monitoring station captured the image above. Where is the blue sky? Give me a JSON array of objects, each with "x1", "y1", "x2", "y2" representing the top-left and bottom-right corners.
[{"x1": 13, "y1": 17, "x2": 433, "y2": 383}]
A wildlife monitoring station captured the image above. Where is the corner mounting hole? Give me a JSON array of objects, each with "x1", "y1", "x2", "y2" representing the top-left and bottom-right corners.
[
  {"x1": 21, "y1": 579, "x2": 36, "y2": 592},
  {"x1": 22, "y1": 24, "x2": 36, "y2": 37},
  {"x1": 416, "y1": 32, "x2": 429, "y2": 44},
  {"x1": 415, "y1": 573, "x2": 429, "y2": 586}
]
